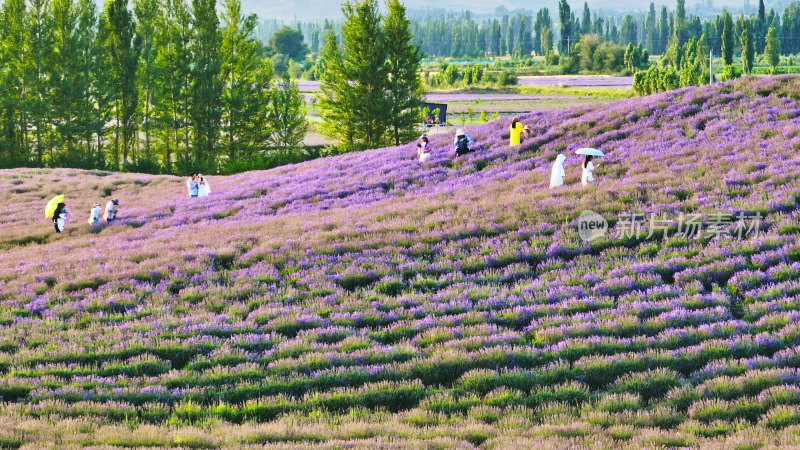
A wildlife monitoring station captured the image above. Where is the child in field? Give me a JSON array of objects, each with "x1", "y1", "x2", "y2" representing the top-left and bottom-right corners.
[
  {"x1": 417, "y1": 135, "x2": 432, "y2": 162},
  {"x1": 509, "y1": 117, "x2": 524, "y2": 146},
  {"x1": 88, "y1": 204, "x2": 102, "y2": 225},
  {"x1": 53, "y1": 203, "x2": 69, "y2": 233},
  {"x1": 104, "y1": 199, "x2": 119, "y2": 222}
]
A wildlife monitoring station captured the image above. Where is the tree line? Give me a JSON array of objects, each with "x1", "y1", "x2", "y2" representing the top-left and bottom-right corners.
[
  {"x1": 0, "y1": 0, "x2": 307, "y2": 174},
  {"x1": 634, "y1": 1, "x2": 784, "y2": 95},
  {"x1": 282, "y1": 0, "x2": 800, "y2": 64}
]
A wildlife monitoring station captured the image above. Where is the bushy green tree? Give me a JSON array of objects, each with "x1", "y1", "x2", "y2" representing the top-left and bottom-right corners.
[
  {"x1": 268, "y1": 73, "x2": 307, "y2": 153},
  {"x1": 268, "y1": 26, "x2": 308, "y2": 61},
  {"x1": 765, "y1": 26, "x2": 780, "y2": 71}
]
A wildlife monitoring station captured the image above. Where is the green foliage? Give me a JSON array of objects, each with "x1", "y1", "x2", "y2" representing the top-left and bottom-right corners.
[
  {"x1": 190, "y1": 0, "x2": 223, "y2": 170},
  {"x1": 720, "y1": 65, "x2": 742, "y2": 81},
  {"x1": 740, "y1": 20, "x2": 754, "y2": 74},
  {"x1": 721, "y1": 11, "x2": 734, "y2": 65},
  {"x1": 268, "y1": 74, "x2": 309, "y2": 153},
  {"x1": 317, "y1": 0, "x2": 422, "y2": 153},
  {"x1": 267, "y1": 26, "x2": 309, "y2": 61},
  {"x1": 104, "y1": 0, "x2": 142, "y2": 169},
  {"x1": 765, "y1": 27, "x2": 780, "y2": 70},
  {"x1": 383, "y1": 0, "x2": 423, "y2": 146},
  {"x1": 220, "y1": 0, "x2": 267, "y2": 165}
]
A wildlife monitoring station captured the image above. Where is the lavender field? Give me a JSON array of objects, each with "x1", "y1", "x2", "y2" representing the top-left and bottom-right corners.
[{"x1": 3, "y1": 76, "x2": 800, "y2": 447}]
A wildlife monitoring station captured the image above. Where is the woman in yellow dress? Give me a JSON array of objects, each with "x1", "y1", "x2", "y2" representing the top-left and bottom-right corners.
[{"x1": 509, "y1": 117, "x2": 524, "y2": 146}]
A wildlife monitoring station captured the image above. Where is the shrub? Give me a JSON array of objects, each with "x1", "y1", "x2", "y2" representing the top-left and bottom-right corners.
[
  {"x1": 762, "y1": 405, "x2": 800, "y2": 429},
  {"x1": 596, "y1": 393, "x2": 642, "y2": 413}
]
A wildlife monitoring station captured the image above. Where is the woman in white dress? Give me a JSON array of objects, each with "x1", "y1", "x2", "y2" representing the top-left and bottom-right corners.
[
  {"x1": 549, "y1": 154, "x2": 566, "y2": 188},
  {"x1": 581, "y1": 156, "x2": 595, "y2": 186},
  {"x1": 417, "y1": 135, "x2": 432, "y2": 163},
  {"x1": 198, "y1": 175, "x2": 211, "y2": 197}
]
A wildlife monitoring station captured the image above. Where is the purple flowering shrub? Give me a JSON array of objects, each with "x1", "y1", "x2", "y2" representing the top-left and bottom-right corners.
[{"x1": 3, "y1": 76, "x2": 800, "y2": 446}]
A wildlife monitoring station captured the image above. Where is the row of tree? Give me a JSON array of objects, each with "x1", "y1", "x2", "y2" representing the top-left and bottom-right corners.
[
  {"x1": 317, "y1": 0, "x2": 423, "y2": 152},
  {"x1": 0, "y1": 0, "x2": 307, "y2": 174},
  {"x1": 259, "y1": 0, "x2": 800, "y2": 63},
  {"x1": 634, "y1": 19, "x2": 782, "y2": 96}
]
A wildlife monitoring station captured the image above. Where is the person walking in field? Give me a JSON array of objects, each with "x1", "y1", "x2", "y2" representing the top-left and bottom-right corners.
[
  {"x1": 550, "y1": 154, "x2": 566, "y2": 188},
  {"x1": 198, "y1": 174, "x2": 211, "y2": 197},
  {"x1": 53, "y1": 203, "x2": 69, "y2": 233},
  {"x1": 88, "y1": 204, "x2": 102, "y2": 225},
  {"x1": 187, "y1": 173, "x2": 199, "y2": 198},
  {"x1": 509, "y1": 117, "x2": 524, "y2": 146},
  {"x1": 104, "y1": 199, "x2": 119, "y2": 222},
  {"x1": 581, "y1": 155, "x2": 595, "y2": 186},
  {"x1": 417, "y1": 134, "x2": 432, "y2": 162},
  {"x1": 454, "y1": 129, "x2": 473, "y2": 157}
]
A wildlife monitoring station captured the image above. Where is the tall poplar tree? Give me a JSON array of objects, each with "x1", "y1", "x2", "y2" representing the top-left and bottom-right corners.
[
  {"x1": 765, "y1": 26, "x2": 780, "y2": 71},
  {"x1": 153, "y1": 0, "x2": 191, "y2": 171},
  {"x1": 51, "y1": 0, "x2": 81, "y2": 162},
  {"x1": 269, "y1": 73, "x2": 307, "y2": 153},
  {"x1": 317, "y1": 30, "x2": 354, "y2": 149},
  {"x1": 134, "y1": 0, "x2": 159, "y2": 165},
  {"x1": 319, "y1": 0, "x2": 389, "y2": 151},
  {"x1": 581, "y1": 3, "x2": 590, "y2": 35},
  {"x1": 558, "y1": 0, "x2": 571, "y2": 53},
  {"x1": 0, "y1": 0, "x2": 29, "y2": 164},
  {"x1": 740, "y1": 19, "x2": 754, "y2": 74},
  {"x1": 646, "y1": 3, "x2": 656, "y2": 52},
  {"x1": 26, "y1": 0, "x2": 55, "y2": 164},
  {"x1": 190, "y1": 0, "x2": 222, "y2": 170},
  {"x1": 105, "y1": 0, "x2": 141, "y2": 168},
  {"x1": 220, "y1": 0, "x2": 259, "y2": 164},
  {"x1": 75, "y1": 0, "x2": 103, "y2": 164},
  {"x1": 721, "y1": 10, "x2": 734, "y2": 65},
  {"x1": 384, "y1": 0, "x2": 423, "y2": 146}
]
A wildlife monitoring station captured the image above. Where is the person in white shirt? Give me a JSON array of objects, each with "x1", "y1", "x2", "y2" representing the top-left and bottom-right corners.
[
  {"x1": 88, "y1": 204, "x2": 102, "y2": 225},
  {"x1": 581, "y1": 155, "x2": 595, "y2": 186},
  {"x1": 104, "y1": 199, "x2": 119, "y2": 222},
  {"x1": 550, "y1": 154, "x2": 566, "y2": 188},
  {"x1": 187, "y1": 173, "x2": 199, "y2": 198}
]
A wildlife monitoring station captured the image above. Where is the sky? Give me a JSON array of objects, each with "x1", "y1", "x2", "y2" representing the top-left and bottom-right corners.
[{"x1": 245, "y1": 0, "x2": 749, "y2": 21}]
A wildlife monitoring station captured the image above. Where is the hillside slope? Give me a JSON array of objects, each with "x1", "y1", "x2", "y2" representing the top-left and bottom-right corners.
[{"x1": 2, "y1": 76, "x2": 800, "y2": 447}]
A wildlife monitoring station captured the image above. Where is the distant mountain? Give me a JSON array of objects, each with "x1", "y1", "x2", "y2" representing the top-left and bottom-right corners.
[{"x1": 243, "y1": 0, "x2": 747, "y2": 21}]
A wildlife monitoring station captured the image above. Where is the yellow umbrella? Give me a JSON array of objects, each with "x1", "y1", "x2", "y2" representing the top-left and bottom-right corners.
[{"x1": 45, "y1": 195, "x2": 65, "y2": 218}]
